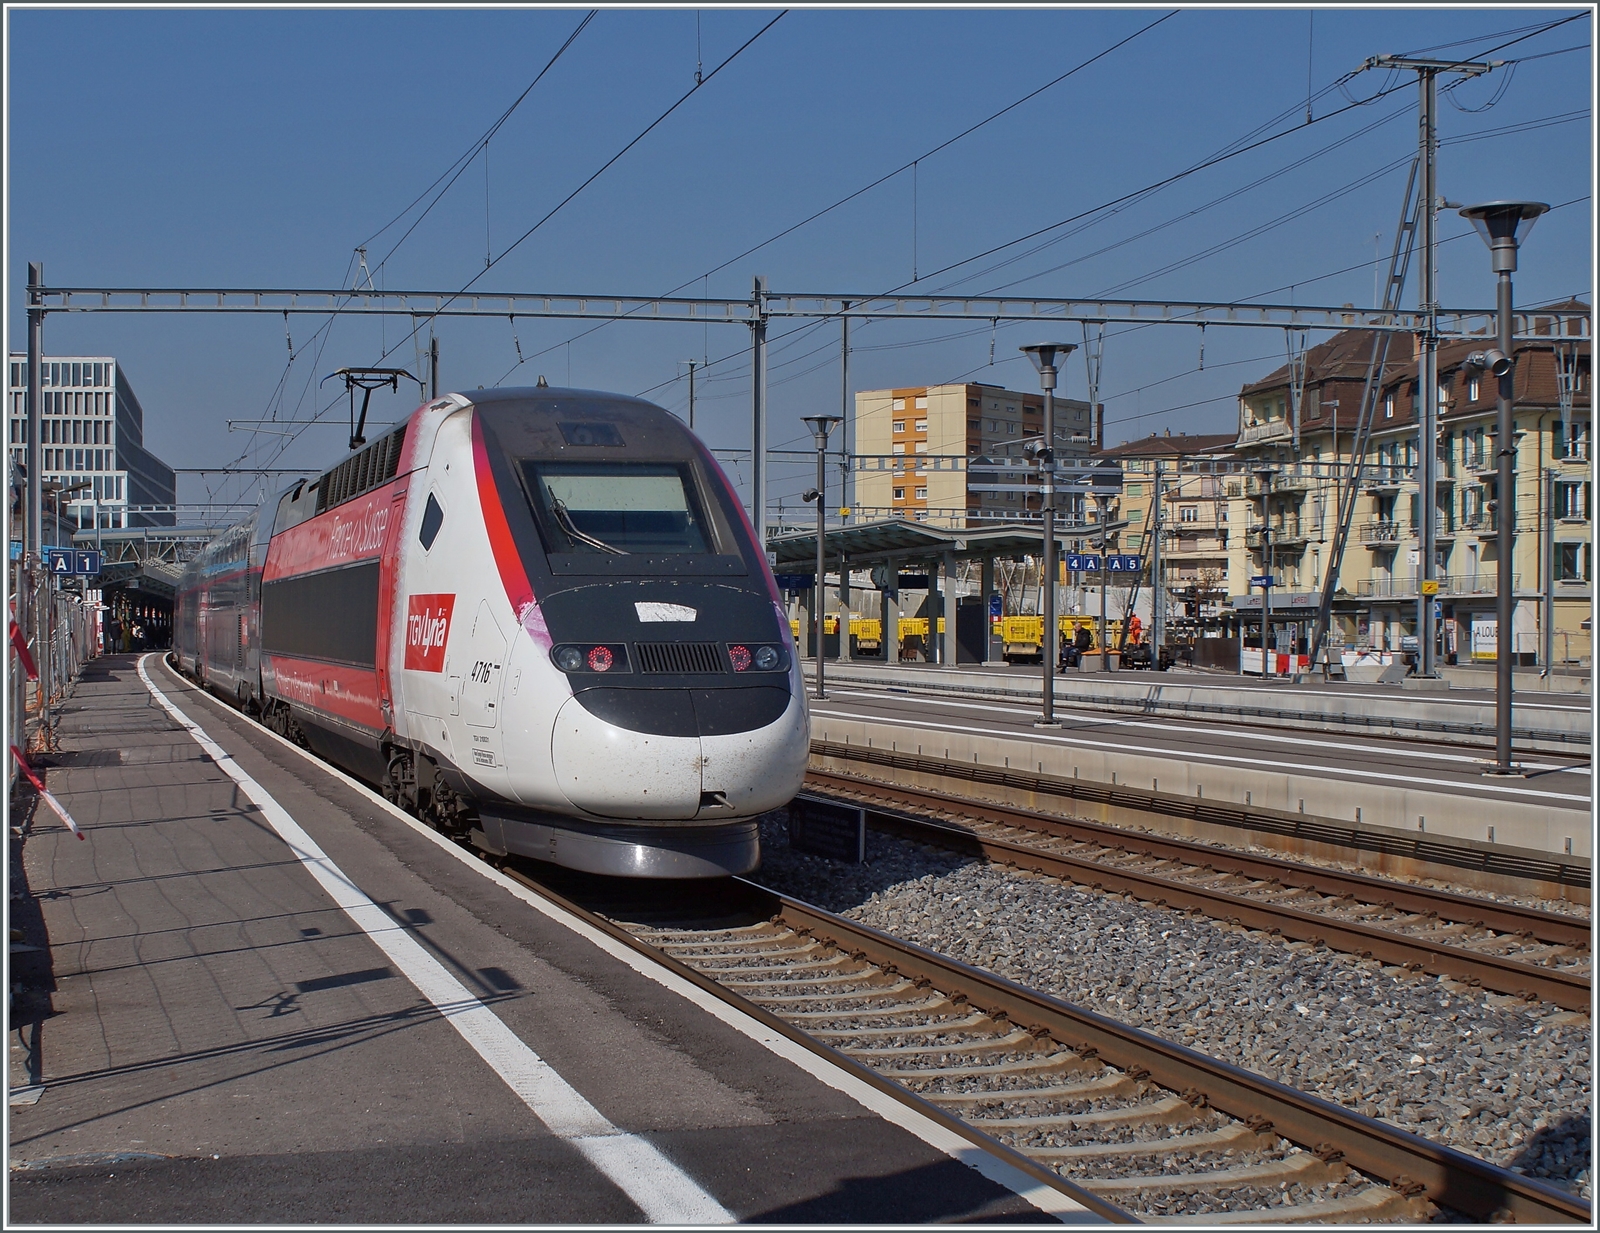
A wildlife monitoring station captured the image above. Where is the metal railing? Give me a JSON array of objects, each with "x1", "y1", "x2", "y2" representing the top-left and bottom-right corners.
[
  {"x1": 1359, "y1": 521, "x2": 1404, "y2": 544},
  {"x1": 1357, "y1": 573, "x2": 1522, "y2": 598}
]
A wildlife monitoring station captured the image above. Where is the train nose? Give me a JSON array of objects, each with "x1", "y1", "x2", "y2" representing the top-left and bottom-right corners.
[{"x1": 550, "y1": 695, "x2": 704, "y2": 820}]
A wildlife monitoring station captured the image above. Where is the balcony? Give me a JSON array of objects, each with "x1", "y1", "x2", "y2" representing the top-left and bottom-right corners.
[
  {"x1": 1246, "y1": 470, "x2": 1317, "y2": 496},
  {"x1": 1362, "y1": 465, "x2": 1410, "y2": 492},
  {"x1": 1238, "y1": 419, "x2": 1293, "y2": 446},
  {"x1": 1246, "y1": 523, "x2": 1307, "y2": 549},
  {"x1": 1359, "y1": 520, "x2": 1404, "y2": 545},
  {"x1": 1356, "y1": 573, "x2": 1521, "y2": 599},
  {"x1": 1465, "y1": 454, "x2": 1495, "y2": 476}
]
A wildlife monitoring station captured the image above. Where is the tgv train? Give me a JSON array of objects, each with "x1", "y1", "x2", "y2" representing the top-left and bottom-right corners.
[{"x1": 174, "y1": 387, "x2": 809, "y2": 877}]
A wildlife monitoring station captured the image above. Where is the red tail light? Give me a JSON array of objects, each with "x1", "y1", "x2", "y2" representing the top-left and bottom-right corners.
[{"x1": 587, "y1": 645, "x2": 614, "y2": 672}]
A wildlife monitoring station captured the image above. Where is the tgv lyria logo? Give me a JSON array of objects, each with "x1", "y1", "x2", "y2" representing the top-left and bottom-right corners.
[{"x1": 405, "y1": 594, "x2": 455, "y2": 672}]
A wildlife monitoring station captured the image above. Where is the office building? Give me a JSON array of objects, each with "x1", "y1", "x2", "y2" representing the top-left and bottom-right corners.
[{"x1": 7, "y1": 355, "x2": 176, "y2": 529}]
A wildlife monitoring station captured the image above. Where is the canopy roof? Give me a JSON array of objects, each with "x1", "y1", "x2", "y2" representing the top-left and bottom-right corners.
[{"x1": 768, "y1": 517, "x2": 1122, "y2": 573}]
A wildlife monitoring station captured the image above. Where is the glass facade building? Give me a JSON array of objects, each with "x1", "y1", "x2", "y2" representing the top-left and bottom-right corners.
[{"x1": 7, "y1": 354, "x2": 176, "y2": 528}]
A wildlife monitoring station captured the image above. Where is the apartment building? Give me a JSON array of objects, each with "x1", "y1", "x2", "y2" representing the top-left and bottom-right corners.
[
  {"x1": 7, "y1": 354, "x2": 176, "y2": 529},
  {"x1": 1100, "y1": 432, "x2": 1239, "y2": 634},
  {"x1": 1228, "y1": 301, "x2": 1591, "y2": 664},
  {"x1": 852, "y1": 381, "x2": 1092, "y2": 525}
]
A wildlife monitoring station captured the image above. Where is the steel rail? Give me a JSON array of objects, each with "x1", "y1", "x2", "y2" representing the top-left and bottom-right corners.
[
  {"x1": 809, "y1": 739, "x2": 1591, "y2": 891},
  {"x1": 767, "y1": 892, "x2": 1591, "y2": 1226},
  {"x1": 496, "y1": 866, "x2": 1130, "y2": 1224},
  {"x1": 804, "y1": 770, "x2": 1590, "y2": 946},
  {"x1": 811, "y1": 783, "x2": 1588, "y2": 1010},
  {"x1": 501, "y1": 864, "x2": 1587, "y2": 1225}
]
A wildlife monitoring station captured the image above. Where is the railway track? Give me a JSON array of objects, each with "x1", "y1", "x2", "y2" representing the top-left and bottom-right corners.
[
  {"x1": 803, "y1": 770, "x2": 1593, "y2": 1012},
  {"x1": 502, "y1": 864, "x2": 1589, "y2": 1225}
]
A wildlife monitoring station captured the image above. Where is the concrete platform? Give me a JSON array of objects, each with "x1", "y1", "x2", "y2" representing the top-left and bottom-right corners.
[
  {"x1": 803, "y1": 660, "x2": 1591, "y2": 753},
  {"x1": 804, "y1": 680, "x2": 1590, "y2": 861},
  {"x1": 8, "y1": 654, "x2": 1094, "y2": 1224}
]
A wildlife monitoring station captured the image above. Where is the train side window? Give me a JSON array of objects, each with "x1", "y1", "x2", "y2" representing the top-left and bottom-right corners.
[{"x1": 419, "y1": 492, "x2": 445, "y2": 550}]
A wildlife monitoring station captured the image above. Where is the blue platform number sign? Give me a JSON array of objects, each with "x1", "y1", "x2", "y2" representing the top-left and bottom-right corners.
[
  {"x1": 988, "y1": 593, "x2": 1003, "y2": 618},
  {"x1": 1106, "y1": 555, "x2": 1142, "y2": 573},
  {"x1": 46, "y1": 549, "x2": 102, "y2": 576}
]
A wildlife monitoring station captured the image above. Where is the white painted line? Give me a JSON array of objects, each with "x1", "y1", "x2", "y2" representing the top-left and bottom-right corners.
[
  {"x1": 810, "y1": 665, "x2": 1592, "y2": 712},
  {"x1": 826, "y1": 689, "x2": 1592, "y2": 777},
  {"x1": 136, "y1": 657, "x2": 731, "y2": 1225},
  {"x1": 808, "y1": 707, "x2": 1592, "y2": 807},
  {"x1": 146, "y1": 656, "x2": 1101, "y2": 1224}
]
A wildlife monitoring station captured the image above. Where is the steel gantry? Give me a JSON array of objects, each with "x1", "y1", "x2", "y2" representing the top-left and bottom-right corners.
[{"x1": 20, "y1": 265, "x2": 1591, "y2": 557}]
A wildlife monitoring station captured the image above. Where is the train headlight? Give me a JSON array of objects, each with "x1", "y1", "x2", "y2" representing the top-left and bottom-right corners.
[
  {"x1": 587, "y1": 645, "x2": 614, "y2": 673},
  {"x1": 727, "y1": 643, "x2": 784, "y2": 672},
  {"x1": 553, "y1": 646, "x2": 585, "y2": 672}
]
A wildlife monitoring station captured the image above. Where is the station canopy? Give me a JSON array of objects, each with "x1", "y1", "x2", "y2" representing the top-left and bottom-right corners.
[{"x1": 767, "y1": 517, "x2": 1101, "y2": 576}]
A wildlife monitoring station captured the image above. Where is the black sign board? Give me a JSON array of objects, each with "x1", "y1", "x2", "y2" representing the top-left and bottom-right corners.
[{"x1": 788, "y1": 795, "x2": 866, "y2": 863}]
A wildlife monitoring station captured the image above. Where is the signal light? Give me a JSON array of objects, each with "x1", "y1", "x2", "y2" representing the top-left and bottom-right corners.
[
  {"x1": 587, "y1": 645, "x2": 614, "y2": 672},
  {"x1": 728, "y1": 644, "x2": 753, "y2": 672}
]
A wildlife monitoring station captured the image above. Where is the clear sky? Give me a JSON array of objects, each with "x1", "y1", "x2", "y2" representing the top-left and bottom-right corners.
[{"x1": 6, "y1": 5, "x2": 1593, "y2": 513}]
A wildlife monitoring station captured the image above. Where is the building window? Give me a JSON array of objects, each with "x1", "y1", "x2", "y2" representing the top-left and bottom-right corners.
[
  {"x1": 1006, "y1": 422, "x2": 1016, "y2": 435},
  {"x1": 892, "y1": 488, "x2": 905, "y2": 500},
  {"x1": 915, "y1": 396, "x2": 927, "y2": 409},
  {"x1": 892, "y1": 420, "x2": 905, "y2": 433},
  {"x1": 892, "y1": 398, "x2": 905, "y2": 411},
  {"x1": 1556, "y1": 481, "x2": 1590, "y2": 521},
  {"x1": 1554, "y1": 419, "x2": 1591, "y2": 461},
  {"x1": 914, "y1": 419, "x2": 928, "y2": 433},
  {"x1": 1126, "y1": 508, "x2": 1142, "y2": 523},
  {"x1": 1556, "y1": 542, "x2": 1591, "y2": 582},
  {"x1": 915, "y1": 486, "x2": 927, "y2": 500},
  {"x1": 1180, "y1": 506, "x2": 1198, "y2": 523},
  {"x1": 1384, "y1": 394, "x2": 1395, "y2": 419},
  {"x1": 1468, "y1": 377, "x2": 1480, "y2": 402}
]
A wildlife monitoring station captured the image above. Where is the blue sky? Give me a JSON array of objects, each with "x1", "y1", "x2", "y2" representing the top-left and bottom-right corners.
[{"x1": 6, "y1": 6, "x2": 1592, "y2": 511}]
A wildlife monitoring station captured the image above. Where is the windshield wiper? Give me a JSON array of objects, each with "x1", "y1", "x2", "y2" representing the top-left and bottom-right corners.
[{"x1": 549, "y1": 495, "x2": 628, "y2": 555}]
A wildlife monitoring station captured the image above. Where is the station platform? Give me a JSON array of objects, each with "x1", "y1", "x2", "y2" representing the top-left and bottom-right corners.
[
  {"x1": 803, "y1": 666, "x2": 1591, "y2": 863},
  {"x1": 8, "y1": 654, "x2": 1091, "y2": 1224}
]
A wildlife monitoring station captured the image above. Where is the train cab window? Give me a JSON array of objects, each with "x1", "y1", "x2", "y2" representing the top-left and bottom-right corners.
[
  {"x1": 419, "y1": 492, "x2": 445, "y2": 550},
  {"x1": 520, "y1": 460, "x2": 716, "y2": 556}
]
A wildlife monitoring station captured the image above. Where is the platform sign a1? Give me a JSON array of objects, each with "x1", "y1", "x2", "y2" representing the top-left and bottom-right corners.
[{"x1": 46, "y1": 549, "x2": 103, "y2": 576}]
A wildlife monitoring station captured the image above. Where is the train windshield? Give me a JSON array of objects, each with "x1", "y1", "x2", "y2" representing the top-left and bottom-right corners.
[{"x1": 520, "y1": 460, "x2": 717, "y2": 556}]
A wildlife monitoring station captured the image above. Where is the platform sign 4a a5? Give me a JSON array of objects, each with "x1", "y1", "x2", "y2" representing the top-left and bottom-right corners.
[{"x1": 46, "y1": 549, "x2": 103, "y2": 576}]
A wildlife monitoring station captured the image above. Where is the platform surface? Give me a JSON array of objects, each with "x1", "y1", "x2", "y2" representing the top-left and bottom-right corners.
[{"x1": 9, "y1": 654, "x2": 1070, "y2": 1224}]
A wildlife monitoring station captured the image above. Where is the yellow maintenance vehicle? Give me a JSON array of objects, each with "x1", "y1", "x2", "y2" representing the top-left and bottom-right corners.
[{"x1": 999, "y1": 615, "x2": 1121, "y2": 664}]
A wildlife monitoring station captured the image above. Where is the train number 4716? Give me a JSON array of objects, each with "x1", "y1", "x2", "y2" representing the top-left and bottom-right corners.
[{"x1": 470, "y1": 660, "x2": 499, "y2": 683}]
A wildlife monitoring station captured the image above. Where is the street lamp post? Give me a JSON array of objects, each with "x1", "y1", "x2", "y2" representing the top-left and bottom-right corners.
[
  {"x1": 802, "y1": 413, "x2": 843, "y2": 701},
  {"x1": 1021, "y1": 343, "x2": 1075, "y2": 727},
  {"x1": 1460, "y1": 200, "x2": 1547, "y2": 776}
]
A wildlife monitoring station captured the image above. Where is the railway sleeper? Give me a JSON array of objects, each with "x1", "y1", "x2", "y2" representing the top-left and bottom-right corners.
[
  {"x1": 740, "y1": 981, "x2": 919, "y2": 1004},
  {"x1": 840, "y1": 1027, "x2": 1039, "y2": 1058},
  {"x1": 877, "y1": 1052, "x2": 1097, "y2": 1081},
  {"x1": 1079, "y1": 1147, "x2": 1341, "y2": 1193},
  {"x1": 1143, "y1": 1183, "x2": 1428, "y2": 1225},
  {"x1": 1019, "y1": 1123, "x2": 1270, "y2": 1161},
  {"x1": 719, "y1": 969, "x2": 882, "y2": 989},
  {"x1": 927, "y1": 1073, "x2": 1143, "y2": 1104},
  {"x1": 808, "y1": 1011, "x2": 991, "y2": 1039},
  {"x1": 781, "y1": 996, "x2": 957, "y2": 1020},
  {"x1": 705, "y1": 954, "x2": 857, "y2": 975},
  {"x1": 967, "y1": 1095, "x2": 1202, "y2": 1131}
]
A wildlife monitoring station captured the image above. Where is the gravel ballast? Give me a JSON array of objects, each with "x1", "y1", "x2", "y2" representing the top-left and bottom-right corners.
[{"x1": 757, "y1": 811, "x2": 1593, "y2": 1199}]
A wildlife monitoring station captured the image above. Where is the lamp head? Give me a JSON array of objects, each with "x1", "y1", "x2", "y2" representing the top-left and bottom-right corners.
[
  {"x1": 1467, "y1": 348, "x2": 1513, "y2": 378},
  {"x1": 1458, "y1": 201, "x2": 1549, "y2": 273},
  {"x1": 1020, "y1": 342, "x2": 1075, "y2": 390},
  {"x1": 801, "y1": 414, "x2": 843, "y2": 448}
]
